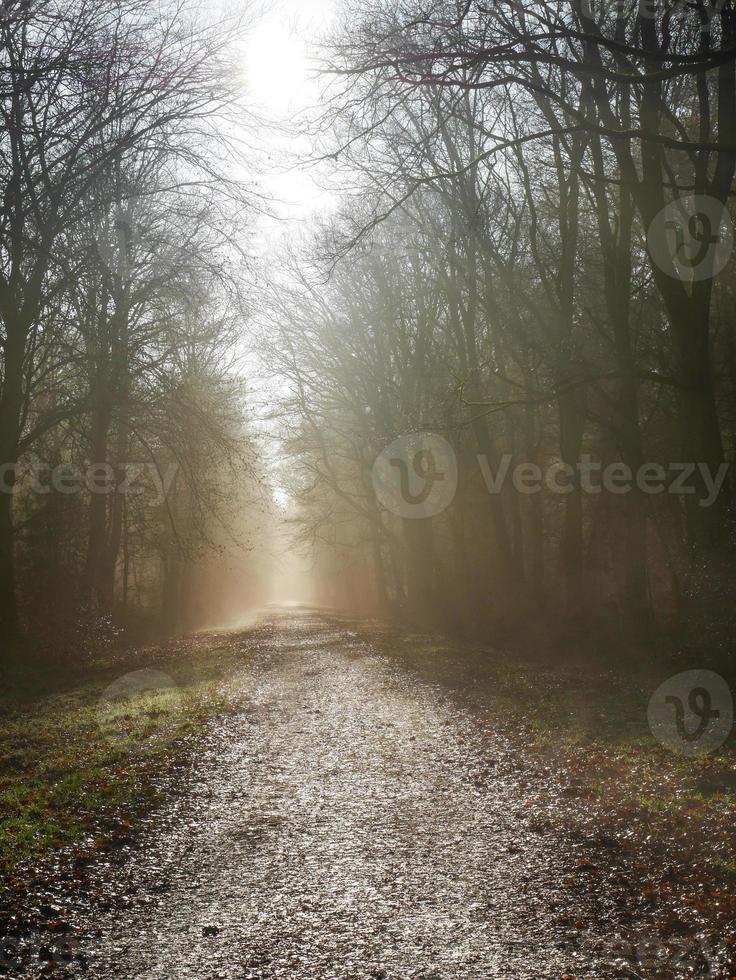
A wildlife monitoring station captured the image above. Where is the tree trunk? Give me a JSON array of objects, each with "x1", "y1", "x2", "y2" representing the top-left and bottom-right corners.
[
  {"x1": 671, "y1": 289, "x2": 727, "y2": 551},
  {"x1": 589, "y1": 122, "x2": 651, "y2": 630},
  {"x1": 371, "y1": 529, "x2": 389, "y2": 616},
  {"x1": 523, "y1": 402, "x2": 545, "y2": 602},
  {"x1": 403, "y1": 516, "x2": 436, "y2": 623},
  {"x1": 99, "y1": 412, "x2": 130, "y2": 611},
  {"x1": 0, "y1": 491, "x2": 17, "y2": 645},
  {"x1": 84, "y1": 395, "x2": 112, "y2": 604},
  {"x1": 558, "y1": 385, "x2": 586, "y2": 612},
  {"x1": 0, "y1": 321, "x2": 26, "y2": 644}
]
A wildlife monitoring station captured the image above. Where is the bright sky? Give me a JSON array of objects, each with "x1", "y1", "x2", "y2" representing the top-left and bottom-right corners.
[
  {"x1": 242, "y1": 0, "x2": 338, "y2": 235},
  {"x1": 245, "y1": 0, "x2": 334, "y2": 115},
  {"x1": 237, "y1": 0, "x2": 340, "y2": 513}
]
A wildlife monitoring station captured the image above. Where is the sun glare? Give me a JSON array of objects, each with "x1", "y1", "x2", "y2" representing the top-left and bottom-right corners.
[{"x1": 245, "y1": 20, "x2": 310, "y2": 115}]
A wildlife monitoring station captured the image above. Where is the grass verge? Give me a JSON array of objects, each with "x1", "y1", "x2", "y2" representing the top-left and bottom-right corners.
[{"x1": 0, "y1": 630, "x2": 253, "y2": 881}]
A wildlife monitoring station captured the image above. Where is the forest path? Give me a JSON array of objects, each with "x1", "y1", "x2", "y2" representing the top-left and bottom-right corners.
[{"x1": 85, "y1": 609, "x2": 616, "y2": 979}]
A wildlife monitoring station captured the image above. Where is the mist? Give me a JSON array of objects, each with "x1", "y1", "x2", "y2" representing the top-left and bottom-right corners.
[{"x1": 2, "y1": 0, "x2": 736, "y2": 976}]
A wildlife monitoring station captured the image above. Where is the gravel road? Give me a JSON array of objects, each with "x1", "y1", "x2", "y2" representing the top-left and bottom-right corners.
[{"x1": 68, "y1": 609, "x2": 624, "y2": 979}]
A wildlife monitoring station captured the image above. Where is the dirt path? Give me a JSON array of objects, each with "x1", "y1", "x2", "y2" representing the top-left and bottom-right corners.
[{"x1": 57, "y1": 609, "x2": 630, "y2": 980}]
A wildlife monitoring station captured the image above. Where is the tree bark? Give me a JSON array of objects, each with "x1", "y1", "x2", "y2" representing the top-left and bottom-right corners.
[{"x1": 0, "y1": 318, "x2": 27, "y2": 644}]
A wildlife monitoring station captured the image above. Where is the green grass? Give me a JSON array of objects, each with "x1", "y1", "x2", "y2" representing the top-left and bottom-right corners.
[
  {"x1": 0, "y1": 635, "x2": 252, "y2": 875},
  {"x1": 713, "y1": 859, "x2": 736, "y2": 879}
]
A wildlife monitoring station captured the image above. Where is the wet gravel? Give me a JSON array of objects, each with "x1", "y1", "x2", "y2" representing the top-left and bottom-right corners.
[{"x1": 60, "y1": 609, "x2": 616, "y2": 979}]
